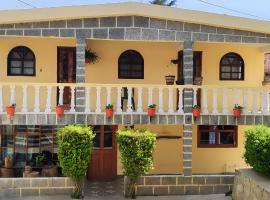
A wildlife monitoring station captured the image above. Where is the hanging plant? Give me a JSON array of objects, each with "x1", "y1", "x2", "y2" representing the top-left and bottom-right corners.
[{"x1": 85, "y1": 48, "x2": 99, "y2": 64}]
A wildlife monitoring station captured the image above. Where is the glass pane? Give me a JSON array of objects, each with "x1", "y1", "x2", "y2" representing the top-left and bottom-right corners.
[
  {"x1": 221, "y1": 66, "x2": 230, "y2": 72},
  {"x1": 25, "y1": 52, "x2": 34, "y2": 59},
  {"x1": 221, "y1": 73, "x2": 230, "y2": 79},
  {"x1": 23, "y1": 68, "x2": 34, "y2": 75},
  {"x1": 218, "y1": 132, "x2": 234, "y2": 145},
  {"x1": 232, "y1": 73, "x2": 240, "y2": 79},
  {"x1": 200, "y1": 131, "x2": 215, "y2": 144},
  {"x1": 14, "y1": 126, "x2": 27, "y2": 168},
  {"x1": 10, "y1": 67, "x2": 21, "y2": 74},
  {"x1": 11, "y1": 52, "x2": 21, "y2": 59},
  {"x1": 24, "y1": 61, "x2": 34, "y2": 68},
  {"x1": 11, "y1": 61, "x2": 22, "y2": 68},
  {"x1": 104, "y1": 126, "x2": 113, "y2": 148},
  {"x1": 93, "y1": 126, "x2": 101, "y2": 148},
  {"x1": 232, "y1": 67, "x2": 240, "y2": 72}
]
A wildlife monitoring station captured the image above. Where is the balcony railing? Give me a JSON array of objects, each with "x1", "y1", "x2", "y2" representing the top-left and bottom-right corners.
[{"x1": 0, "y1": 83, "x2": 269, "y2": 115}]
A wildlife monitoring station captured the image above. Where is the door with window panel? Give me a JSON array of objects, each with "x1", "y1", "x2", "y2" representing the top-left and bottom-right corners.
[{"x1": 87, "y1": 125, "x2": 117, "y2": 181}]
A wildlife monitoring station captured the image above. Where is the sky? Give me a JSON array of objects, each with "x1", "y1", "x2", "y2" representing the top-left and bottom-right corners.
[{"x1": 0, "y1": 0, "x2": 270, "y2": 21}]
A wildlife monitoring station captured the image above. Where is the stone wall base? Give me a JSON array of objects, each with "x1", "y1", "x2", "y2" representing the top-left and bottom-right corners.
[
  {"x1": 0, "y1": 177, "x2": 74, "y2": 198},
  {"x1": 232, "y1": 168, "x2": 270, "y2": 200},
  {"x1": 124, "y1": 174, "x2": 234, "y2": 196}
]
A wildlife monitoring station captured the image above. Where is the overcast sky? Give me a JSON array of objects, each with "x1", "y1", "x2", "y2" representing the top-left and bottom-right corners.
[{"x1": 1, "y1": 0, "x2": 269, "y2": 21}]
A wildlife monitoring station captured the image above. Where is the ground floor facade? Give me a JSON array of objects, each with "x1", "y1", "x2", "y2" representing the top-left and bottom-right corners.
[{"x1": 0, "y1": 124, "x2": 247, "y2": 180}]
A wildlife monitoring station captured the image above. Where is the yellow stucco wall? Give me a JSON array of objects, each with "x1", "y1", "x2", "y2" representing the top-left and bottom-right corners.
[
  {"x1": 192, "y1": 125, "x2": 248, "y2": 174},
  {"x1": 116, "y1": 125, "x2": 248, "y2": 175},
  {"x1": 0, "y1": 37, "x2": 75, "y2": 110},
  {"x1": 117, "y1": 125, "x2": 183, "y2": 175}
]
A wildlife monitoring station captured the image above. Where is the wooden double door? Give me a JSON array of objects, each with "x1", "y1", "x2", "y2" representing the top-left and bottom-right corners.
[
  {"x1": 87, "y1": 125, "x2": 117, "y2": 181},
  {"x1": 57, "y1": 47, "x2": 76, "y2": 108}
]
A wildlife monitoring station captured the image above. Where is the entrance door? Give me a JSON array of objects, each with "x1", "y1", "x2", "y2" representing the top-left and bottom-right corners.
[
  {"x1": 87, "y1": 125, "x2": 117, "y2": 181},
  {"x1": 57, "y1": 47, "x2": 76, "y2": 108}
]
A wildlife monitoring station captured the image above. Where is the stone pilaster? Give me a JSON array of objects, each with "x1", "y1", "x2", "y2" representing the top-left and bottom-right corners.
[
  {"x1": 182, "y1": 40, "x2": 194, "y2": 176},
  {"x1": 75, "y1": 37, "x2": 86, "y2": 112},
  {"x1": 183, "y1": 40, "x2": 194, "y2": 113}
]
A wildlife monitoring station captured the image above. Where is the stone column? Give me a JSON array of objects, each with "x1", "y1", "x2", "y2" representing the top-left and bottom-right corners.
[
  {"x1": 75, "y1": 37, "x2": 86, "y2": 112},
  {"x1": 183, "y1": 40, "x2": 194, "y2": 176}
]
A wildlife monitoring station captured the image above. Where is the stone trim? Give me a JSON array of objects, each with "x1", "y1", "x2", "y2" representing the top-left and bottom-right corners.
[
  {"x1": 0, "y1": 177, "x2": 74, "y2": 198},
  {"x1": 124, "y1": 175, "x2": 234, "y2": 196},
  {"x1": 0, "y1": 16, "x2": 269, "y2": 44},
  {"x1": 1, "y1": 113, "x2": 269, "y2": 125}
]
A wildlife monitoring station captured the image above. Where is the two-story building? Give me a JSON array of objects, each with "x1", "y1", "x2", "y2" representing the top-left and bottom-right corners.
[{"x1": 0, "y1": 2, "x2": 270, "y2": 197}]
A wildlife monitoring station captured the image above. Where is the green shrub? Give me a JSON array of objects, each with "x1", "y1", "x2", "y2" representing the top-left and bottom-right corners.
[
  {"x1": 244, "y1": 125, "x2": 270, "y2": 176},
  {"x1": 117, "y1": 129, "x2": 156, "y2": 199},
  {"x1": 57, "y1": 125, "x2": 95, "y2": 199}
]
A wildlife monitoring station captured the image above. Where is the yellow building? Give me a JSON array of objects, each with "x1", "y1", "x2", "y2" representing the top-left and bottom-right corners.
[{"x1": 0, "y1": 2, "x2": 270, "y2": 196}]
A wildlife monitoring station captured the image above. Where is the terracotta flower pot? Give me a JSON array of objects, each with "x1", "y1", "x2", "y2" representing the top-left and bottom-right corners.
[
  {"x1": 55, "y1": 106, "x2": 65, "y2": 116},
  {"x1": 106, "y1": 108, "x2": 114, "y2": 118},
  {"x1": 165, "y1": 75, "x2": 175, "y2": 85},
  {"x1": 233, "y1": 108, "x2": 242, "y2": 118},
  {"x1": 148, "y1": 108, "x2": 156, "y2": 117},
  {"x1": 6, "y1": 106, "x2": 15, "y2": 117},
  {"x1": 192, "y1": 108, "x2": 201, "y2": 118},
  {"x1": 85, "y1": 58, "x2": 91, "y2": 64},
  {"x1": 4, "y1": 157, "x2": 13, "y2": 169}
]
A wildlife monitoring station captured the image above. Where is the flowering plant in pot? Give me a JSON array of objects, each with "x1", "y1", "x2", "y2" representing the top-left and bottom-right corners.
[
  {"x1": 85, "y1": 48, "x2": 99, "y2": 64},
  {"x1": 6, "y1": 103, "x2": 16, "y2": 117},
  {"x1": 233, "y1": 104, "x2": 243, "y2": 118},
  {"x1": 105, "y1": 104, "x2": 114, "y2": 118},
  {"x1": 192, "y1": 105, "x2": 201, "y2": 118},
  {"x1": 55, "y1": 104, "x2": 65, "y2": 117},
  {"x1": 148, "y1": 104, "x2": 157, "y2": 117}
]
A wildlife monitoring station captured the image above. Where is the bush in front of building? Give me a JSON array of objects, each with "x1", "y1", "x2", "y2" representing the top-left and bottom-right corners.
[
  {"x1": 244, "y1": 125, "x2": 270, "y2": 176},
  {"x1": 117, "y1": 129, "x2": 156, "y2": 199},
  {"x1": 58, "y1": 125, "x2": 95, "y2": 199}
]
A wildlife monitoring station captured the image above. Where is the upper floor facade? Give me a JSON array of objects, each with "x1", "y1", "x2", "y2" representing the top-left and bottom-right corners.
[{"x1": 0, "y1": 2, "x2": 270, "y2": 126}]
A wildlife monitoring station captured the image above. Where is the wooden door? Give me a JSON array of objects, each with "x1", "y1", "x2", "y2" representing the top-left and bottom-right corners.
[
  {"x1": 177, "y1": 51, "x2": 202, "y2": 107},
  {"x1": 87, "y1": 125, "x2": 117, "y2": 181},
  {"x1": 57, "y1": 47, "x2": 76, "y2": 108}
]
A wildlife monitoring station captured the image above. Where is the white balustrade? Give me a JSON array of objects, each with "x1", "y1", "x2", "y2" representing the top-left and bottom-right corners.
[
  {"x1": 252, "y1": 89, "x2": 258, "y2": 114},
  {"x1": 0, "y1": 83, "x2": 268, "y2": 117},
  {"x1": 158, "y1": 87, "x2": 164, "y2": 114},
  {"x1": 177, "y1": 88, "x2": 184, "y2": 114},
  {"x1": 202, "y1": 88, "x2": 208, "y2": 114},
  {"x1": 85, "y1": 87, "x2": 91, "y2": 113},
  {"x1": 95, "y1": 86, "x2": 101, "y2": 114},
  {"x1": 242, "y1": 88, "x2": 248, "y2": 114},
  {"x1": 116, "y1": 87, "x2": 122, "y2": 113},
  {"x1": 212, "y1": 88, "x2": 218, "y2": 114},
  {"x1": 58, "y1": 86, "x2": 64, "y2": 105},
  {"x1": 45, "y1": 86, "x2": 52, "y2": 113},
  {"x1": 137, "y1": 87, "x2": 143, "y2": 114},
  {"x1": 21, "y1": 86, "x2": 28, "y2": 113},
  {"x1": 70, "y1": 86, "x2": 75, "y2": 113}
]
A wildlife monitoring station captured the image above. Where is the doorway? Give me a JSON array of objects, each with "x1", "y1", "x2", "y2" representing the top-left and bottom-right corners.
[
  {"x1": 57, "y1": 47, "x2": 76, "y2": 108},
  {"x1": 87, "y1": 125, "x2": 118, "y2": 181}
]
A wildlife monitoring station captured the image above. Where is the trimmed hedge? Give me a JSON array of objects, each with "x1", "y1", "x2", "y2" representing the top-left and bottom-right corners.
[
  {"x1": 244, "y1": 125, "x2": 270, "y2": 176},
  {"x1": 58, "y1": 125, "x2": 95, "y2": 199},
  {"x1": 117, "y1": 129, "x2": 156, "y2": 198}
]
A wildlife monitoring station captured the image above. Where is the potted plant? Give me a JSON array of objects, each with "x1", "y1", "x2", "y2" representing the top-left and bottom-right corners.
[
  {"x1": 105, "y1": 104, "x2": 114, "y2": 118},
  {"x1": 192, "y1": 105, "x2": 201, "y2": 117},
  {"x1": 233, "y1": 104, "x2": 243, "y2": 118},
  {"x1": 85, "y1": 48, "x2": 99, "y2": 64},
  {"x1": 55, "y1": 104, "x2": 65, "y2": 117},
  {"x1": 148, "y1": 104, "x2": 157, "y2": 117},
  {"x1": 165, "y1": 75, "x2": 175, "y2": 85},
  {"x1": 194, "y1": 76, "x2": 203, "y2": 85},
  {"x1": 264, "y1": 72, "x2": 270, "y2": 81},
  {"x1": 35, "y1": 154, "x2": 45, "y2": 168},
  {"x1": 6, "y1": 103, "x2": 16, "y2": 117}
]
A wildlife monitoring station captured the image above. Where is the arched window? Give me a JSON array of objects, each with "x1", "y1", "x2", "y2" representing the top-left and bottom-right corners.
[
  {"x1": 220, "y1": 52, "x2": 244, "y2": 80},
  {"x1": 8, "y1": 46, "x2": 36, "y2": 76},
  {"x1": 118, "y1": 50, "x2": 144, "y2": 79}
]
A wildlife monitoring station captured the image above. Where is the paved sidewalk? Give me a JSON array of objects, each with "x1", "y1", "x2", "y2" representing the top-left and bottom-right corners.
[{"x1": 5, "y1": 194, "x2": 231, "y2": 200}]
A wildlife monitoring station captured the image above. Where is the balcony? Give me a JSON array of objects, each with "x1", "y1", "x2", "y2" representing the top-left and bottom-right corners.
[{"x1": 0, "y1": 83, "x2": 269, "y2": 126}]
